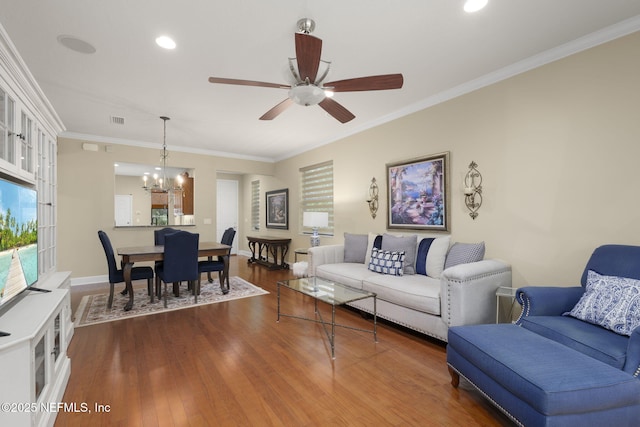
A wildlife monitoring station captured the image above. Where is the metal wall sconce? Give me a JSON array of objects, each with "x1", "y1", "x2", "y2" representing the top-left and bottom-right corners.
[
  {"x1": 463, "y1": 161, "x2": 482, "y2": 219},
  {"x1": 366, "y1": 177, "x2": 379, "y2": 219}
]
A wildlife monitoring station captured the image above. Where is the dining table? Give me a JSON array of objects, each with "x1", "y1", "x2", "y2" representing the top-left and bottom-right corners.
[{"x1": 117, "y1": 242, "x2": 231, "y2": 311}]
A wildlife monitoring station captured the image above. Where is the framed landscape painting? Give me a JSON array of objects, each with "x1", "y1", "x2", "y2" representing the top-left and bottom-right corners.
[
  {"x1": 266, "y1": 188, "x2": 289, "y2": 229},
  {"x1": 387, "y1": 152, "x2": 450, "y2": 231}
]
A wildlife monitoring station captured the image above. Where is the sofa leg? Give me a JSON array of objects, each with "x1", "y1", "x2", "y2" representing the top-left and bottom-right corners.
[{"x1": 448, "y1": 366, "x2": 460, "y2": 388}]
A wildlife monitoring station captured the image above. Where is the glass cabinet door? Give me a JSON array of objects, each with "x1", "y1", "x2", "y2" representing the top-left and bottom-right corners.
[
  {"x1": 34, "y1": 334, "x2": 46, "y2": 400},
  {"x1": 53, "y1": 313, "x2": 61, "y2": 362}
]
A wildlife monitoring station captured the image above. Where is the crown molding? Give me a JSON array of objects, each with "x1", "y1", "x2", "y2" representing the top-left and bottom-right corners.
[
  {"x1": 60, "y1": 131, "x2": 276, "y2": 163},
  {"x1": 277, "y1": 14, "x2": 640, "y2": 162}
]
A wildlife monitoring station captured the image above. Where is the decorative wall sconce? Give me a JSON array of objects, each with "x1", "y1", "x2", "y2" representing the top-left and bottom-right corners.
[
  {"x1": 463, "y1": 161, "x2": 482, "y2": 219},
  {"x1": 366, "y1": 177, "x2": 379, "y2": 219}
]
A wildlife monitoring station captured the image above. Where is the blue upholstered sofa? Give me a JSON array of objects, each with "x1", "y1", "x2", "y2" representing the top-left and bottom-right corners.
[{"x1": 446, "y1": 245, "x2": 640, "y2": 427}]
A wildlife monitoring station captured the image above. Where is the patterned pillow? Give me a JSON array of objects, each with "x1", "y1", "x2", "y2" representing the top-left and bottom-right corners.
[
  {"x1": 566, "y1": 270, "x2": 640, "y2": 336},
  {"x1": 444, "y1": 241, "x2": 485, "y2": 270},
  {"x1": 368, "y1": 248, "x2": 405, "y2": 276}
]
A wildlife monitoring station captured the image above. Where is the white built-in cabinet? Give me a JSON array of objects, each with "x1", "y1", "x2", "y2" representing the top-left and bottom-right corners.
[
  {"x1": 0, "y1": 272, "x2": 73, "y2": 427},
  {"x1": 0, "y1": 23, "x2": 68, "y2": 427}
]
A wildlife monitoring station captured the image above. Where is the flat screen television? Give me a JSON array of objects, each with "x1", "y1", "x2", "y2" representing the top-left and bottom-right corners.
[{"x1": 0, "y1": 177, "x2": 38, "y2": 313}]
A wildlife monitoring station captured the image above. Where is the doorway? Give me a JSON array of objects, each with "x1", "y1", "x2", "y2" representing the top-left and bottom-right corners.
[{"x1": 216, "y1": 179, "x2": 238, "y2": 254}]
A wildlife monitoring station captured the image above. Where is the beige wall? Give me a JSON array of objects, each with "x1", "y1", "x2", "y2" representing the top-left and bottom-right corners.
[
  {"x1": 57, "y1": 139, "x2": 274, "y2": 278},
  {"x1": 60, "y1": 31, "x2": 640, "y2": 288},
  {"x1": 269, "y1": 31, "x2": 640, "y2": 288}
]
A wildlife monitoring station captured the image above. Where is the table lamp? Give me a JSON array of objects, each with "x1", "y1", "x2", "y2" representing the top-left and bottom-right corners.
[{"x1": 303, "y1": 212, "x2": 328, "y2": 247}]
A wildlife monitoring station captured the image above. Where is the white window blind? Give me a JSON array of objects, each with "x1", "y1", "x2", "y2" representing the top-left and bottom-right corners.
[
  {"x1": 300, "y1": 161, "x2": 333, "y2": 235},
  {"x1": 251, "y1": 180, "x2": 260, "y2": 230}
]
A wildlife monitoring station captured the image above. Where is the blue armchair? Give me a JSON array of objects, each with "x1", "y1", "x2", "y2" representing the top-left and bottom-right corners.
[
  {"x1": 447, "y1": 245, "x2": 640, "y2": 427},
  {"x1": 517, "y1": 244, "x2": 640, "y2": 373}
]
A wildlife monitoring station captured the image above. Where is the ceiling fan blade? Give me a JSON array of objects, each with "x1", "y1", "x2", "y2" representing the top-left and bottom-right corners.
[
  {"x1": 259, "y1": 98, "x2": 294, "y2": 121},
  {"x1": 208, "y1": 77, "x2": 289, "y2": 89},
  {"x1": 324, "y1": 73, "x2": 404, "y2": 92},
  {"x1": 318, "y1": 98, "x2": 355, "y2": 123},
  {"x1": 295, "y1": 33, "x2": 322, "y2": 83}
]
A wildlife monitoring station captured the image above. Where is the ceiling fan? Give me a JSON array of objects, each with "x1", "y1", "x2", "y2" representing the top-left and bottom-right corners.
[{"x1": 208, "y1": 18, "x2": 404, "y2": 124}]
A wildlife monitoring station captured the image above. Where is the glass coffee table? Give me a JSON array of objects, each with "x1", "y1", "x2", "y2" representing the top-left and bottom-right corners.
[{"x1": 277, "y1": 276, "x2": 377, "y2": 359}]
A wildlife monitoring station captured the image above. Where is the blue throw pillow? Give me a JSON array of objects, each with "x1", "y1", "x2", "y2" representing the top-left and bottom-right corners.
[
  {"x1": 368, "y1": 248, "x2": 405, "y2": 276},
  {"x1": 566, "y1": 270, "x2": 640, "y2": 336},
  {"x1": 415, "y1": 238, "x2": 435, "y2": 276}
]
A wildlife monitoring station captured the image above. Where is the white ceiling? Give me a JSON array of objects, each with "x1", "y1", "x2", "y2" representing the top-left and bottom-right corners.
[{"x1": 2, "y1": 1, "x2": 640, "y2": 162}]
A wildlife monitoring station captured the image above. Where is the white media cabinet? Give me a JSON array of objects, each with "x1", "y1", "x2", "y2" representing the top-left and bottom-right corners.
[{"x1": 0, "y1": 272, "x2": 73, "y2": 427}]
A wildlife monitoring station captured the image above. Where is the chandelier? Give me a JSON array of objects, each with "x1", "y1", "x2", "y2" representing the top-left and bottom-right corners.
[{"x1": 142, "y1": 116, "x2": 184, "y2": 193}]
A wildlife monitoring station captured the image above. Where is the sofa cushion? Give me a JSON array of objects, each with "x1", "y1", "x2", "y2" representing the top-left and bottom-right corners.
[
  {"x1": 448, "y1": 324, "x2": 640, "y2": 417},
  {"x1": 444, "y1": 241, "x2": 485, "y2": 269},
  {"x1": 415, "y1": 236, "x2": 451, "y2": 278},
  {"x1": 368, "y1": 248, "x2": 405, "y2": 276},
  {"x1": 343, "y1": 233, "x2": 369, "y2": 263},
  {"x1": 566, "y1": 270, "x2": 640, "y2": 336},
  {"x1": 315, "y1": 263, "x2": 371, "y2": 290},
  {"x1": 382, "y1": 233, "x2": 417, "y2": 275},
  {"x1": 519, "y1": 315, "x2": 629, "y2": 369},
  {"x1": 362, "y1": 273, "x2": 441, "y2": 315}
]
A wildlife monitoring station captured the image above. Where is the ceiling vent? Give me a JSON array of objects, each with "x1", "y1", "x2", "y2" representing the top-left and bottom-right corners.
[{"x1": 110, "y1": 115, "x2": 125, "y2": 125}]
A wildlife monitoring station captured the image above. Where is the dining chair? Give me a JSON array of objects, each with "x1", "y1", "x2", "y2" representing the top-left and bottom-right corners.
[
  {"x1": 154, "y1": 227, "x2": 179, "y2": 245},
  {"x1": 155, "y1": 230, "x2": 200, "y2": 307},
  {"x1": 153, "y1": 227, "x2": 180, "y2": 297},
  {"x1": 98, "y1": 230, "x2": 154, "y2": 309},
  {"x1": 198, "y1": 227, "x2": 235, "y2": 295}
]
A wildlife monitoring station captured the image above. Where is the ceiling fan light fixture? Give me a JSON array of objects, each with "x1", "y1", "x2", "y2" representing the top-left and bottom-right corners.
[
  {"x1": 155, "y1": 35, "x2": 176, "y2": 50},
  {"x1": 288, "y1": 84, "x2": 326, "y2": 106},
  {"x1": 464, "y1": 0, "x2": 488, "y2": 13}
]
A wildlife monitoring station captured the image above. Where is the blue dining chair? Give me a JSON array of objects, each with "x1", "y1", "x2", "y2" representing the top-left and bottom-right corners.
[
  {"x1": 98, "y1": 230, "x2": 154, "y2": 309},
  {"x1": 154, "y1": 227, "x2": 179, "y2": 245},
  {"x1": 198, "y1": 227, "x2": 235, "y2": 295},
  {"x1": 155, "y1": 230, "x2": 199, "y2": 307},
  {"x1": 153, "y1": 227, "x2": 180, "y2": 297}
]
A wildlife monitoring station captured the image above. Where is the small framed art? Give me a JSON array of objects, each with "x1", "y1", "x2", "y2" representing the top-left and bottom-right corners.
[{"x1": 266, "y1": 188, "x2": 289, "y2": 229}]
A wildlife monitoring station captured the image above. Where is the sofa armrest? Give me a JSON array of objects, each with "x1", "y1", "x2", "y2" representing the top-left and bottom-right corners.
[
  {"x1": 308, "y1": 245, "x2": 345, "y2": 276},
  {"x1": 515, "y1": 286, "x2": 584, "y2": 322},
  {"x1": 441, "y1": 259, "x2": 512, "y2": 327},
  {"x1": 623, "y1": 327, "x2": 640, "y2": 377}
]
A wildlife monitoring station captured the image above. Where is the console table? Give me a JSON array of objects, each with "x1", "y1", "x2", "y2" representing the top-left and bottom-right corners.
[{"x1": 247, "y1": 236, "x2": 291, "y2": 270}]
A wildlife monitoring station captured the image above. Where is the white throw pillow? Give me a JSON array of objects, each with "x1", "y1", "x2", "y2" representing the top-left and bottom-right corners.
[{"x1": 426, "y1": 236, "x2": 450, "y2": 279}]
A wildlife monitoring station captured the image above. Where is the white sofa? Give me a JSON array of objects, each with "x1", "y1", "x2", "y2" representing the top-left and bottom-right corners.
[{"x1": 308, "y1": 233, "x2": 512, "y2": 342}]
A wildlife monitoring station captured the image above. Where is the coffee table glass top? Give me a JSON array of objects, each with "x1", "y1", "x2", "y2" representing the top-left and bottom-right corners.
[{"x1": 279, "y1": 276, "x2": 375, "y2": 306}]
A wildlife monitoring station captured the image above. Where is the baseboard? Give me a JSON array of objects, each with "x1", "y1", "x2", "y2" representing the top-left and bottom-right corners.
[{"x1": 71, "y1": 275, "x2": 108, "y2": 287}]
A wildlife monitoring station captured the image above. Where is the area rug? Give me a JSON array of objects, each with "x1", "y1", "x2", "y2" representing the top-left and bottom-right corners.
[{"x1": 74, "y1": 276, "x2": 268, "y2": 327}]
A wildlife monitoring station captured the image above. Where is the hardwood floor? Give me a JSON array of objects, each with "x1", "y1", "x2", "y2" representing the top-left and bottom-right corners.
[{"x1": 57, "y1": 256, "x2": 513, "y2": 426}]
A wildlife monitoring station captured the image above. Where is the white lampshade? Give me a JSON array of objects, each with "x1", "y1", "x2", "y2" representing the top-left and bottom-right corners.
[{"x1": 303, "y1": 212, "x2": 328, "y2": 228}]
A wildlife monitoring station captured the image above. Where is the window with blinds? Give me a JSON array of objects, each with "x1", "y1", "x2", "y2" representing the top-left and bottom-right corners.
[
  {"x1": 251, "y1": 180, "x2": 260, "y2": 230},
  {"x1": 300, "y1": 161, "x2": 334, "y2": 235}
]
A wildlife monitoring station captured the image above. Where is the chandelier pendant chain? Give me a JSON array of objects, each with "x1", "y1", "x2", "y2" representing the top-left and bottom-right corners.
[{"x1": 160, "y1": 116, "x2": 170, "y2": 192}]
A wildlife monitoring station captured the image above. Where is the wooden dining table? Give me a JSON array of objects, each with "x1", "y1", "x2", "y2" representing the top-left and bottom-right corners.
[{"x1": 117, "y1": 242, "x2": 231, "y2": 311}]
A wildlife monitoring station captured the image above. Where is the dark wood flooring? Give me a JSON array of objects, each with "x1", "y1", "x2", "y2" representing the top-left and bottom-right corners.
[{"x1": 56, "y1": 256, "x2": 513, "y2": 426}]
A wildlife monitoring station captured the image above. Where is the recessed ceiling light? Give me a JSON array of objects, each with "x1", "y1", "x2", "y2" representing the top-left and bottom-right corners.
[
  {"x1": 155, "y1": 36, "x2": 176, "y2": 50},
  {"x1": 464, "y1": 0, "x2": 488, "y2": 13},
  {"x1": 57, "y1": 35, "x2": 96, "y2": 54}
]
